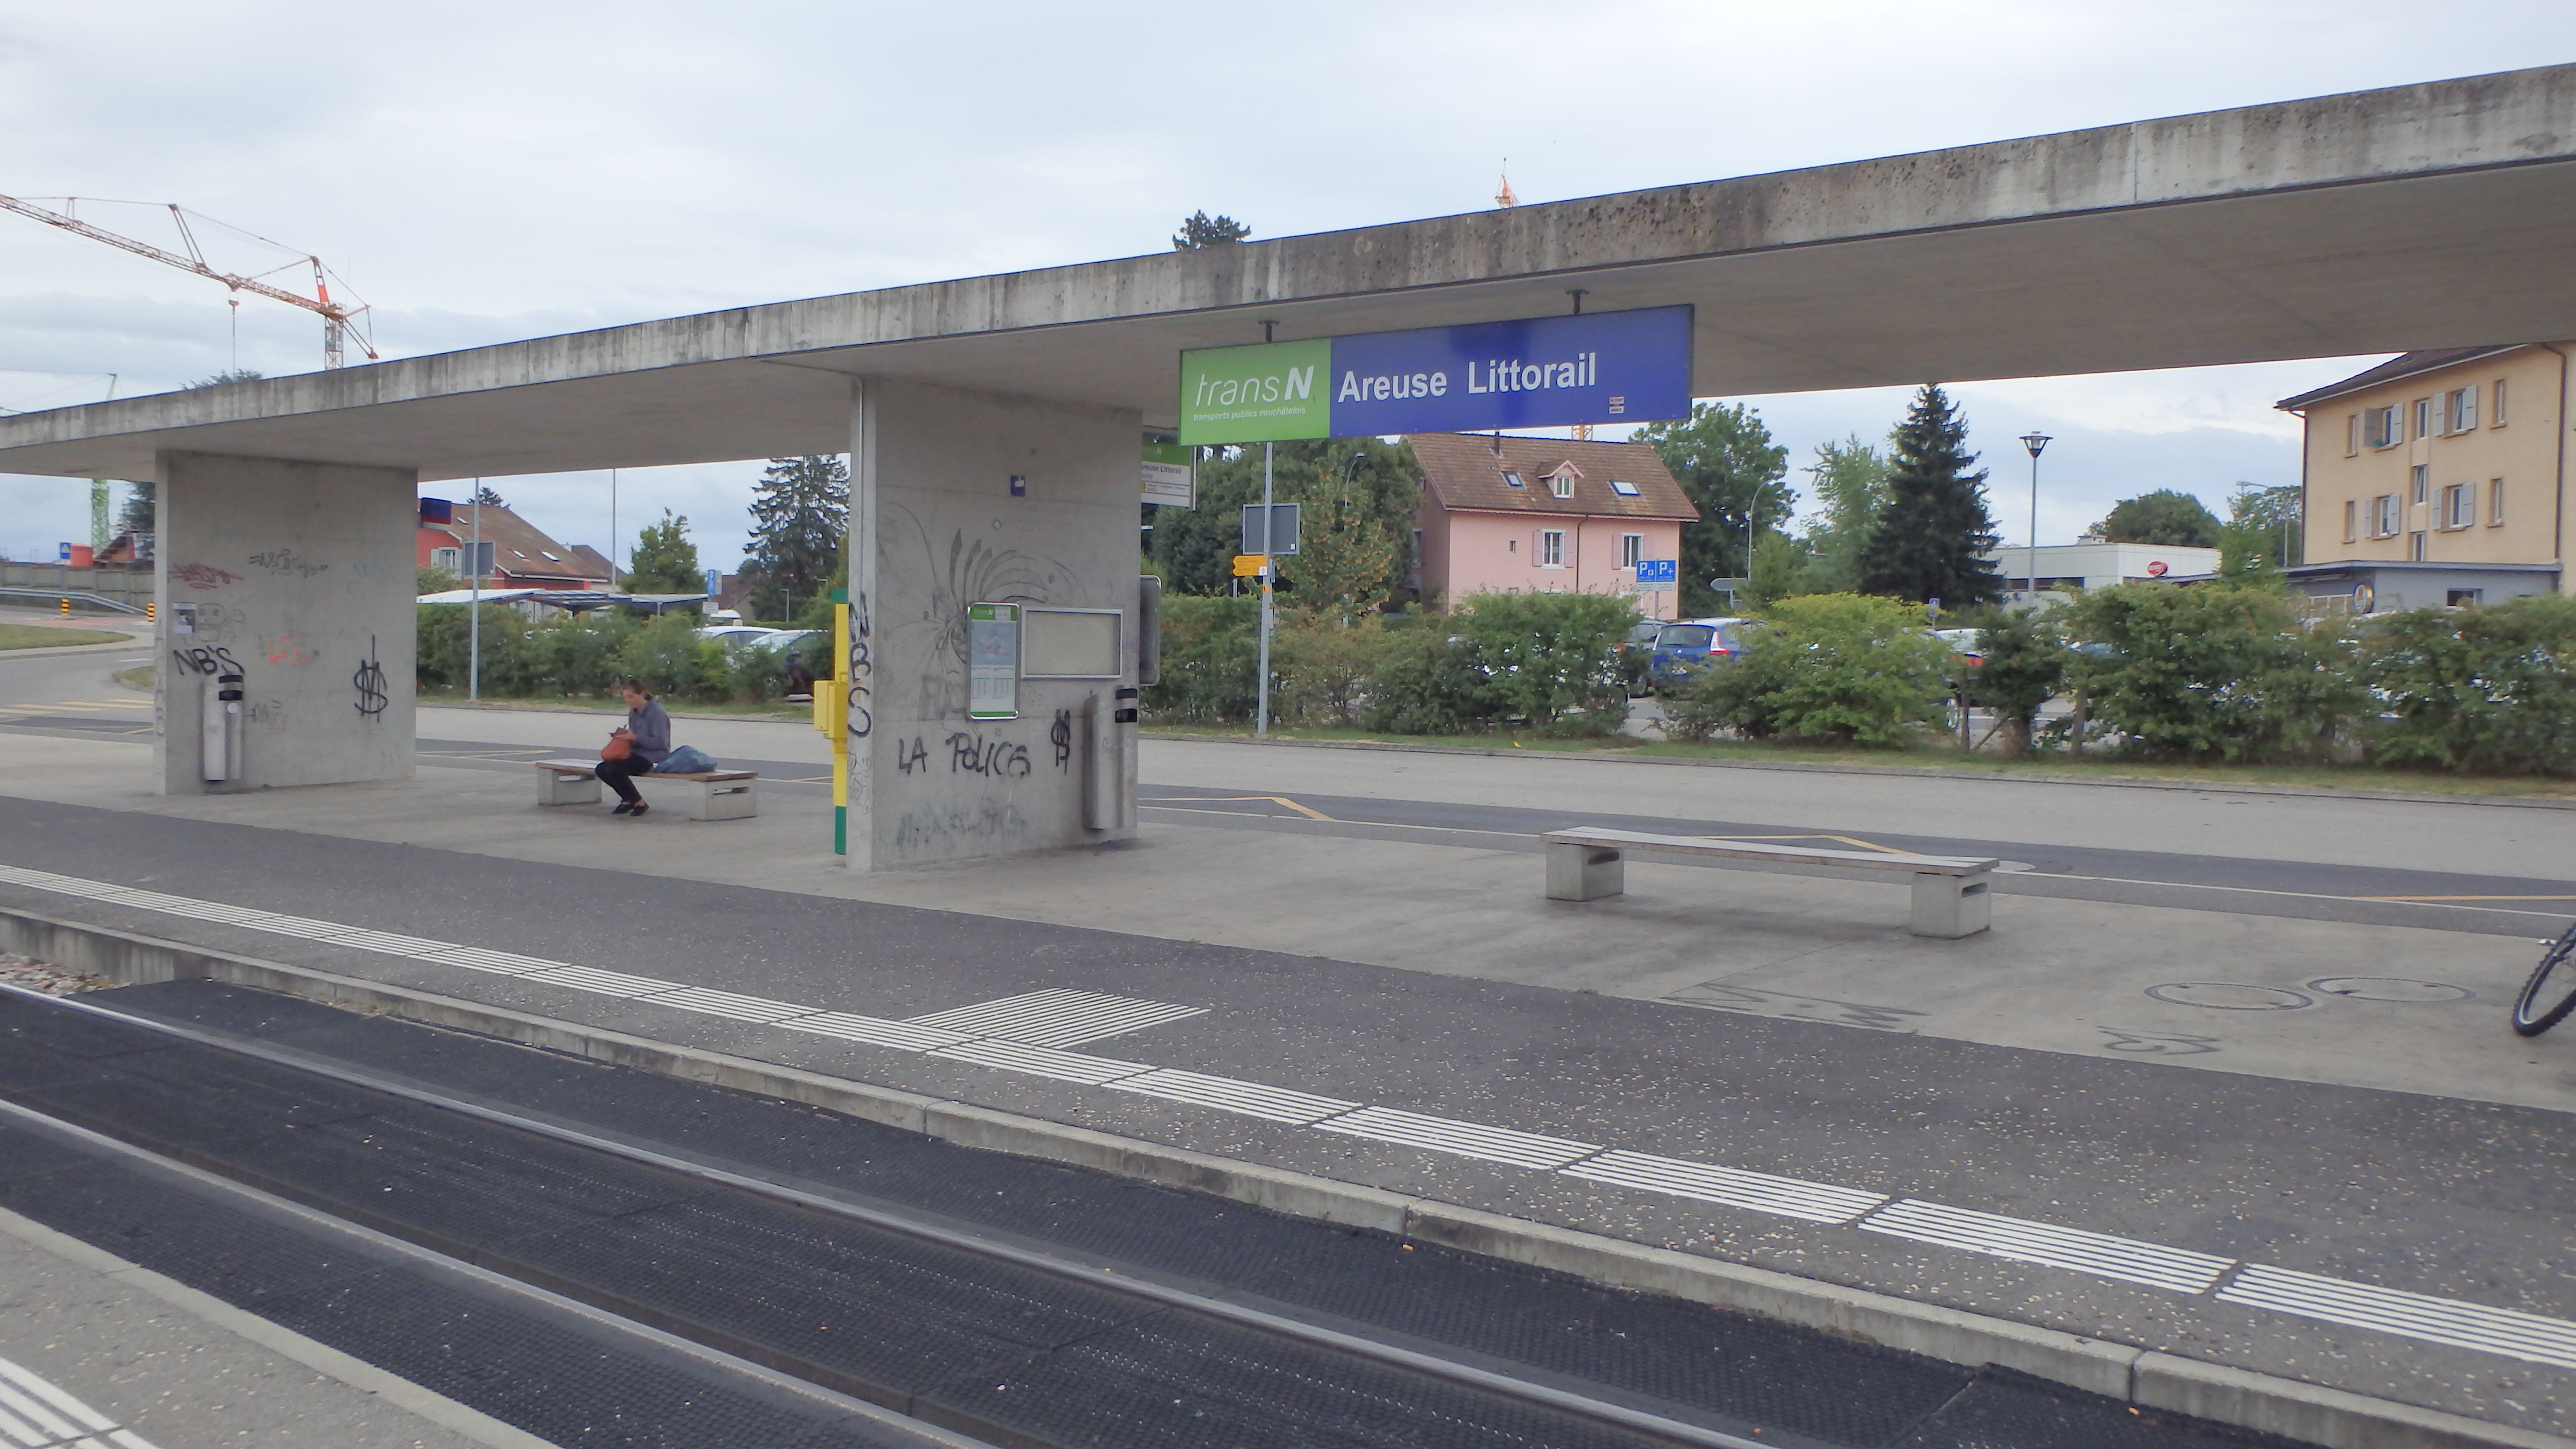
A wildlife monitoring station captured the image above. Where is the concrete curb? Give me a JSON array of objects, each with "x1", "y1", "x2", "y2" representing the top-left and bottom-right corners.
[
  {"x1": 3, "y1": 903, "x2": 2565, "y2": 1449},
  {"x1": 1142, "y1": 730, "x2": 2576, "y2": 812},
  {"x1": 0, "y1": 1204, "x2": 560, "y2": 1449}
]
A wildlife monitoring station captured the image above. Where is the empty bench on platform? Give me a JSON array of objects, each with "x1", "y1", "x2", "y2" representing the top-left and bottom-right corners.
[
  {"x1": 533, "y1": 760, "x2": 759, "y2": 821},
  {"x1": 1540, "y1": 826, "x2": 2000, "y2": 938}
]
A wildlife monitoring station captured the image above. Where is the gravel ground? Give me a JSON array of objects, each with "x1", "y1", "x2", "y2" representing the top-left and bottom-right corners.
[{"x1": 0, "y1": 953, "x2": 111, "y2": 995}]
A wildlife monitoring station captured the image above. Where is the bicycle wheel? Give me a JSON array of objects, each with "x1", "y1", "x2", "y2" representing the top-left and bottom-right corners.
[{"x1": 2511, "y1": 923, "x2": 2576, "y2": 1036}]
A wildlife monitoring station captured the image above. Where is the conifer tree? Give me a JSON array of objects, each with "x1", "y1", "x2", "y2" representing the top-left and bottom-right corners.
[
  {"x1": 1858, "y1": 385, "x2": 2004, "y2": 609},
  {"x1": 743, "y1": 454, "x2": 849, "y2": 619}
]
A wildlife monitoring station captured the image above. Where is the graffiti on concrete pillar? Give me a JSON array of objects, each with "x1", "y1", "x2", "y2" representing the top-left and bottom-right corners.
[
  {"x1": 247, "y1": 548, "x2": 329, "y2": 579},
  {"x1": 895, "y1": 737, "x2": 928, "y2": 774},
  {"x1": 352, "y1": 636, "x2": 389, "y2": 719},
  {"x1": 945, "y1": 731, "x2": 1031, "y2": 778},
  {"x1": 1050, "y1": 709, "x2": 1073, "y2": 770},
  {"x1": 168, "y1": 645, "x2": 242, "y2": 676},
  {"x1": 846, "y1": 595, "x2": 874, "y2": 739},
  {"x1": 168, "y1": 562, "x2": 243, "y2": 589}
]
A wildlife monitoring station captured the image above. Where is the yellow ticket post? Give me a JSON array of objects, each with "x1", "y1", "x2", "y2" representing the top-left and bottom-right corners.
[{"x1": 813, "y1": 589, "x2": 851, "y2": 854}]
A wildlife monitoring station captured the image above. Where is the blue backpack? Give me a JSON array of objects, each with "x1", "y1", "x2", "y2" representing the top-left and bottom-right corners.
[{"x1": 654, "y1": 744, "x2": 718, "y2": 774}]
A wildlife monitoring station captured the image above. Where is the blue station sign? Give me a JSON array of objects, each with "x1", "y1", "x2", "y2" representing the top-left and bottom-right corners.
[{"x1": 1178, "y1": 305, "x2": 1692, "y2": 446}]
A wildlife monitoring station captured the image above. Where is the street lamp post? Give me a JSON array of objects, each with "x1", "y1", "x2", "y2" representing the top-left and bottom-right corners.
[{"x1": 2019, "y1": 432, "x2": 2052, "y2": 600}]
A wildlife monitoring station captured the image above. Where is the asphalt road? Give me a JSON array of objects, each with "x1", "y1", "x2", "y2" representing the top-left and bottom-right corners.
[{"x1": 4, "y1": 628, "x2": 2568, "y2": 938}]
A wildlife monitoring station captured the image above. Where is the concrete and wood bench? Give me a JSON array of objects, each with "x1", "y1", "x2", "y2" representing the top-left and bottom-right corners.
[
  {"x1": 1540, "y1": 826, "x2": 2000, "y2": 938},
  {"x1": 533, "y1": 760, "x2": 759, "y2": 821}
]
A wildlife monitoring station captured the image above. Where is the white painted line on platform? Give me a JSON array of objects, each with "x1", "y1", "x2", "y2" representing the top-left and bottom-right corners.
[
  {"x1": 517, "y1": 965, "x2": 685, "y2": 997},
  {"x1": 637, "y1": 986, "x2": 813, "y2": 1023},
  {"x1": 907, "y1": 988, "x2": 1206, "y2": 1048},
  {"x1": 1314, "y1": 1106, "x2": 1600, "y2": 1170},
  {"x1": 927, "y1": 1038, "x2": 1152, "y2": 1085},
  {"x1": 0, "y1": 1351, "x2": 158, "y2": 1448},
  {"x1": 15, "y1": 860, "x2": 2576, "y2": 1374},
  {"x1": 1109, "y1": 1068, "x2": 1359, "y2": 1124},
  {"x1": 408, "y1": 945, "x2": 552, "y2": 976},
  {"x1": 2218, "y1": 1265, "x2": 2576, "y2": 1370},
  {"x1": 778, "y1": 1012, "x2": 972, "y2": 1052},
  {"x1": 1859, "y1": 1200, "x2": 2233, "y2": 1294},
  {"x1": 1563, "y1": 1151, "x2": 1887, "y2": 1224}
]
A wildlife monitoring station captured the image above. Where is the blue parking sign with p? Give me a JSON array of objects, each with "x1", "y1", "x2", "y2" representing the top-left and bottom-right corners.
[{"x1": 1635, "y1": 559, "x2": 1677, "y2": 585}]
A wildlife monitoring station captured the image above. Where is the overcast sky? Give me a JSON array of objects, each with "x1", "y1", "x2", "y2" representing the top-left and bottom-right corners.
[{"x1": 5, "y1": 2, "x2": 2572, "y2": 571}]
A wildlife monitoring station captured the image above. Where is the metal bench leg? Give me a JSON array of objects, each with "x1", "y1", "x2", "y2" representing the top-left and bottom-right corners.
[
  {"x1": 1547, "y1": 842, "x2": 1624, "y2": 902},
  {"x1": 1910, "y1": 872, "x2": 1992, "y2": 937}
]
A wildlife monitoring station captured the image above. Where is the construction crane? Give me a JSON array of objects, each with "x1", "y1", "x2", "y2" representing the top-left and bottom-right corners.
[{"x1": 0, "y1": 194, "x2": 376, "y2": 369}]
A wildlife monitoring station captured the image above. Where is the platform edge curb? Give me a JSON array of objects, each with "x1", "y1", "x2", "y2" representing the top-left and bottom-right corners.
[
  {"x1": 0, "y1": 1202, "x2": 562, "y2": 1449},
  {"x1": 4, "y1": 902, "x2": 2562, "y2": 1449}
]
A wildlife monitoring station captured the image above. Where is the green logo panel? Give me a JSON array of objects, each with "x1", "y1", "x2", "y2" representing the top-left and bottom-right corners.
[{"x1": 1177, "y1": 339, "x2": 1333, "y2": 445}]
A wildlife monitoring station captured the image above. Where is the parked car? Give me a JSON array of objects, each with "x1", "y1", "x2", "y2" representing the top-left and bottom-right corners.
[
  {"x1": 1647, "y1": 617, "x2": 1756, "y2": 692},
  {"x1": 1616, "y1": 619, "x2": 1668, "y2": 696},
  {"x1": 697, "y1": 625, "x2": 781, "y2": 648},
  {"x1": 1932, "y1": 627, "x2": 1985, "y2": 667}
]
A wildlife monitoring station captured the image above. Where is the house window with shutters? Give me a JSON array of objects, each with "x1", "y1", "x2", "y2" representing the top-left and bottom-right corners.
[
  {"x1": 1539, "y1": 530, "x2": 1565, "y2": 567},
  {"x1": 1621, "y1": 533, "x2": 1642, "y2": 569},
  {"x1": 431, "y1": 546, "x2": 461, "y2": 572}
]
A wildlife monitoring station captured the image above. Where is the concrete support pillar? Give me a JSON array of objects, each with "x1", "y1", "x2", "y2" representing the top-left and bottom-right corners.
[
  {"x1": 846, "y1": 378, "x2": 1142, "y2": 868},
  {"x1": 153, "y1": 451, "x2": 418, "y2": 795}
]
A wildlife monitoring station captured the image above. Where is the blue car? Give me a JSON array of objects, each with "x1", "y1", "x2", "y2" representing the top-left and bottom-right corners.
[{"x1": 1648, "y1": 617, "x2": 1755, "y2": 692}]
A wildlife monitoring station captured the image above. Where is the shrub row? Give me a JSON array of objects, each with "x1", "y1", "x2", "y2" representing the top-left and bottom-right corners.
[
  {"x1": 416, "y1": 607, "x2": 798, "y2": 704},
  {"x1": 1145, "y1": 591, "x2": 1635, "y2": 737},
  {"x1": 1662, "y1": 585, "x2": 2576, "y2": 774}
]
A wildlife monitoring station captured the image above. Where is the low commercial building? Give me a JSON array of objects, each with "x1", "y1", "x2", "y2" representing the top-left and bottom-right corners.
[
  {"x1": 1977, "y1": 541, "x2": 2220, "y2": 595},
  {"x1": 1409, "y1": 434, "x2": 1697, "y2": 617},
  {"x1": 2277, "y1": 346, "x2": 2568, "y2": 611}
]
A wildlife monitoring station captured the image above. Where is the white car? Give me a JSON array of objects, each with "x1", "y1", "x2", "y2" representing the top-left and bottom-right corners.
[{"x1": 696, "y1": 625, "x2": 781, "y2": 648}]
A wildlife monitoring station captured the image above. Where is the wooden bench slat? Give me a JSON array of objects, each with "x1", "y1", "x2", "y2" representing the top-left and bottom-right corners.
[
  {"x1": 532, "y1": 760, "x2": 754, "y2": 782},
  {"x1": 1540, "y1": 826, "x2": 1997, "y2": 876}
]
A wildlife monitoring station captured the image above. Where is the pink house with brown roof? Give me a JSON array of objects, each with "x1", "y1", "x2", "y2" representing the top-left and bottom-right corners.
[{"x1": 1408, "y1": 433, "x2": 1697, "y2": 618}]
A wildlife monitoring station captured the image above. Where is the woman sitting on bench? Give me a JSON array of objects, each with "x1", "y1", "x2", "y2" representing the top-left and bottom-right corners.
[{"x1": 602, "y1": 678, "x2": 671, "y2": 817}]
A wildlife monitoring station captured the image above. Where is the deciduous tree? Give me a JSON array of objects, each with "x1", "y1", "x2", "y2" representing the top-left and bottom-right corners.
[
  {"x1": 623, "y1": 509, "x2": 703, "y2": 595},
  {"x1": 2095, "y1": 488, "x2": 2222, "y2": 548},
  {"x1": 1628, "y1": 402, "x2": 1792, "y2": 615},
  {"x1": 2219, "y1": 484, "x2": 2303, "y2": 579}
]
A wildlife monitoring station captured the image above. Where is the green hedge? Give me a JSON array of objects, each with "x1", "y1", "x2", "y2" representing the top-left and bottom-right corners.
[
  {"x1": 2359, "y1": 594, "x2": 2576, "y2": 774},
  {"x1": 416, "y1": 607, "x2": 780, "y2": 705},
  {"x1": 1664, "y1": 593, "x2": 1949, "y2": 746},
  {"x1": 2065, "y1": 585, "x2": 2360, "y2": 763},
  {"x1": 1142, "y1": 590, "x2": 1633, "y2": 737}
]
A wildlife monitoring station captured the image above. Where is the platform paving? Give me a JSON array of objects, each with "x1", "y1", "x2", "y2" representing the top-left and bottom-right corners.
[{"x1": 2, "y1": 708, "x2": 2573, "y2": 1440}]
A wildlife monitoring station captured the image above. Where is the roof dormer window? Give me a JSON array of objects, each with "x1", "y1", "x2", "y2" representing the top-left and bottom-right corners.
[{"x1": 1551, "y1": 473, "x2": 1574, "y2": 499}]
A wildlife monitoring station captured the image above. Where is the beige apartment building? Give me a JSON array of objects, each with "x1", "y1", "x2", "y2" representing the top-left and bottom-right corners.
[{"x1": 2276, "y1": 345, "x2": 2567, "y2": 611}]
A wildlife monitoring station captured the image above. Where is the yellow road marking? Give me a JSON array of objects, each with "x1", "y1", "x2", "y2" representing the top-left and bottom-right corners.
[{"x1": 1138, "y1": 794, "x2": 1334, "y2": 821}]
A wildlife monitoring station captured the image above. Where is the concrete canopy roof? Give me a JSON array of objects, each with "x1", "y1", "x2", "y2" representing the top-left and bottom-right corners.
[{"x1": 6, "y1": 65, "x2": 2576, "y2": 484}]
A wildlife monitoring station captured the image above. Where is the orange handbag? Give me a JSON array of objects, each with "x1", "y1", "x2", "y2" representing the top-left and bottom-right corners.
[{"x1": 600, "y1": 735, "x2": 632, "y2": 762}]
